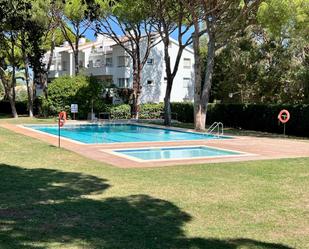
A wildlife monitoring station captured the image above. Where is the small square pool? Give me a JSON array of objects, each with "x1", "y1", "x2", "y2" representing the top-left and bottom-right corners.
[{"x1": 112, "y1": 146, "x2": 243, "y2": 161}]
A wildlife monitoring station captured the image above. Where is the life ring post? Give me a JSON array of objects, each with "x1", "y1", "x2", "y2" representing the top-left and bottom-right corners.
[
  {"x1": 58, "y1": 111, "x2": 67, "y2": 148},
  {"x1": 58, "y1": 119, "x2": 61, "y2": 148},
  {"x1": 278, "y1": 109, "x2": 290, "y2": 136}
]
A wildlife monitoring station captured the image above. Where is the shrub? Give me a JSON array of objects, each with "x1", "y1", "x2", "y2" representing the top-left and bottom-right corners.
[
  {"x1": 149, "y1": 102, "x2": 309, "y2": 137},
  {"x1": 0, "y1": 101, "x2": 28, "y2": 114},
  {"x1": 171, "y1": 102, "x2": 194, "y2": 123},
  {"x1": 206, "y1": 103, "x2": 309, "y2": 137},
  {"x1": 139, "y1": 103, "x2": 164, "y2": 119},
  {"x1": 109, "y1": 104, "x2": 131, "y2": 119},
  {"x1": 41, "y1": 75, "x2": 105, "y2": 118}
]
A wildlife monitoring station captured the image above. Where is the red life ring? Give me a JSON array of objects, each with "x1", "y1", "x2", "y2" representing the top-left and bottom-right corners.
[
  {"x1": 58, "y1": 111, "x2": 67, "y2": 127},
  {"x1": 278, "y1": 109, "x2": 290, "y2": 124}
]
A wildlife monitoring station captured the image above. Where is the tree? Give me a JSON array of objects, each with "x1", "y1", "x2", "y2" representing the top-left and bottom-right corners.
[
  {"x1": 209, "y1": 0, "x2": 309, "y2": 105},
  {"x1": 193, "y1": 0, "x2": 262, "y2": 130},
  {"x1": 149, "y1": 0, "x2": 206, "y2": 126},
  {"x1": 53, "y1": 0, "x2": 91, "y2": 75},
  {"x1": 19, "y1": 18, "x2": 47, "y2": 117},
  {"x1": 0, "y1": 0, "x2": 32, "y2": 118},
  {"x1": 88, "y1": 0, "x2": 160, "y2": 119}
]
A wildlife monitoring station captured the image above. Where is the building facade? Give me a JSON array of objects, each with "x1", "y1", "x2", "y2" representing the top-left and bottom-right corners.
[{"x1": 45, "y1": 35, "x2": 195, "y2": 104}]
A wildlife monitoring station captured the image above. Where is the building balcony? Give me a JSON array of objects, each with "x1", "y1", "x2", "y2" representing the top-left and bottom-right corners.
[
  {"x1": 48, "y1": 70, "x2": 69, "y2": 79},
  {"x1": 87, "y1": 65, "x2": 114, "y2": 76}
]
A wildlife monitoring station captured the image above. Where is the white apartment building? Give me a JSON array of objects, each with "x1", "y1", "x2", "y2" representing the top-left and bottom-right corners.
[{"x1": 45, "y1": 34, "x2": 195, "y2": 103}]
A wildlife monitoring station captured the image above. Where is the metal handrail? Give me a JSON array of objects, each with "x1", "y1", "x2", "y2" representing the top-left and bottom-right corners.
[
  {"x1": 208, "y1": 122, "x2": 218, "y2": 132},
  {"x1": 207, "y1": 122, "x2": 224, "y2": 137}
]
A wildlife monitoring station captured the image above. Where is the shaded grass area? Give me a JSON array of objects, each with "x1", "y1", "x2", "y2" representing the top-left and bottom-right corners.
[{"x1": 0, "y1": 118, "x2": 308, "y2": 248}]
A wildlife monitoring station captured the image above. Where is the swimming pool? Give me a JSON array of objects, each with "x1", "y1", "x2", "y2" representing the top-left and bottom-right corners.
[
  {"x1": 26, "y1": 123, "x2": 229, "y2": 144},
  {"x1": 112, "y1": 146, "x2": 242, "y2": 161}
]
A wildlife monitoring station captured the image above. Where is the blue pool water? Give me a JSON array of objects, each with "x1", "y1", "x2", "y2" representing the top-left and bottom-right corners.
[
  {"x1": 27, "y1": 124, "x2": 228, "y2": 144},
  {"x1": 115, "y1": 146, "x2": 241, "y2": 160}
]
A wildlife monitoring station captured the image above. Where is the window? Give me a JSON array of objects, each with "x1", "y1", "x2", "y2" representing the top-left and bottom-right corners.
[
  {"x1": 147, "y1": 80, "x2": 153, "y2": 85},
  {"x1": 118, "y1": 78, "x2": 129, "y2": 88},
  {"x1": 106, "y1": 57, "x2": 113, "y2": 66},
  {"x1": 183, "y1": 78, "x2": 191, "y2": 88},
  {"x1": 118, "y1": 56, "x2": 130, "y2": 67},
  {"x1": 183, "y1": 58, "x2": 191, "y2": 69},
  {"x1": 147, "y1": 58, "x2": 154, "y2": 65},
  {"x1": 94, "y1": 59, "x2": 101, "y2": 68},
  {"x1": 62, "y1": 61, "x2": 67, "y2": 71}
]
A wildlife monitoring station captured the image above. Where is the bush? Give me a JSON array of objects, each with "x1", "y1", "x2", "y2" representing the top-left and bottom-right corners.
[
  {"x1": 0, "y1": 101, "x2": 28, "y2": 115},
  {"x1": 160, "y1": 102, "x2": 309, "y2": 137},
  {"x1": 109, "y1": 104, "x2": 131, "y2": 119},
  {"x1": 206, "y1": 103, "x2": 309, "y2": 137},
  {"x1": 171, "y1": 102, "x2": 194, "y2": 123},
  {"x1": 96, "y1": 103, "x2": 164, "y2": 120},
  {"x1": 139, "y1": 103, "x2": 164, "y2": 119},
  {"x1": 41, "y1": 75, "x2": 106, "y2": 118}
]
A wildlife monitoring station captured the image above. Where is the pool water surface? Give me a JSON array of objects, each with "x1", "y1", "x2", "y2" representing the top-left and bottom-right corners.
[
  {"x1": 113, "y1": 146, "x2": 242, "y2": 161},
  {"x1": 27, "y1": 123, "x2": 229, "y2": 144}
]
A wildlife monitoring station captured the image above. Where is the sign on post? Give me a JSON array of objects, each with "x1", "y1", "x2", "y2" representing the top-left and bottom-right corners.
[{"x1": 71, "y1": 104, "x2": 78, "y2": 120}]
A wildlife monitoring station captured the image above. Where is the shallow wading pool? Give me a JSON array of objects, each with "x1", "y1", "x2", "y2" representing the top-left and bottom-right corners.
[{"x1": 111, "y1": 146, "x2": 243, "y2": 161}]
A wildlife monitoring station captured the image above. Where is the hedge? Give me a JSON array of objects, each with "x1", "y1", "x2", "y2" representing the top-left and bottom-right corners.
[
  {"x1": 99, "y1": 102, "x2": 309, "y2": 137},
  {"x1": 170, "y1": 102, "x2": 309, "y2": 137},
  {"x1": 3, "y1": 98, "x2": 306, "y2": 136},
  {"x1": 0, "y1": 101, "x2": 28, "y2": 115},
  {"x1": 206, "y1": 103, "x2": 309, "y2": 137},
  {"x1": 96, "y1": 103, "x2": 164, "y2": 120}
]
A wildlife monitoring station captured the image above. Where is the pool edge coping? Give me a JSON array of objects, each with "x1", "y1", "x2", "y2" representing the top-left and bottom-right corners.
[{"x1": 18, "y1": 121, "x2": 237, "y2": 145}]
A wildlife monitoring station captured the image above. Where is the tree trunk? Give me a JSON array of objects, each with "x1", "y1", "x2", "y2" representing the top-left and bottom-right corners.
[
  {"x1": 74, "y1": 50, "x2": 79, "y2": 75},
  {"x1": 10, "y1": 35, "x2": 16, "y2": 104},
  {"x1": 24, "y1": 59, "x2": 33, "y2": 117},
  {"x1": 163, "y1": 36, "x2": 173, "y2": 126},
  {"x1": 192, "y1": 17, "x2": 204, "y2": 131},
  {"x1": 133, "y1": 66, "x2": 142, "y2": 119},
  {"x1": 21, "y1": 34, "x2": 34, "y2": 118},
  {"x1": 0, "y1": 69, "x2": 18, "y2": 118},
  {"x1": 199, "y1": 31, "x2": 216, "y2": 130},
  {"x1": 73, "y1": 32, "x2": 81, "y2": 76},
  {"x1": 8, "y1": 94, "x2": 18, "y2": 118},
  {"x1": 164, "y1": 80, "x2": 172, "y2": 126},
  {"x1": 12, "y1": 66, "x2": 16, "y2": 103},
  {"x1": 43, "y1": 34, "x2": 56, "y2": 99},
  {"x1": 0, "y1": 63, "x2": 18, "y2": 118},
  {"x1": 130, "y1": 59, "x2": 142, "y2": 119}
]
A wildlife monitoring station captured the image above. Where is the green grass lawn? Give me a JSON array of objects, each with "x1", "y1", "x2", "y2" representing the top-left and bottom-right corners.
[{"x1": 0, "y1": 118, "x2": 308, "y2": 249}]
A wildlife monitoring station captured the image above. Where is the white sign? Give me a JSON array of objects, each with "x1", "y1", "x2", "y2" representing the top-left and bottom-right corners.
[{"x1": 71, "y1": 104, "x2": 78, "y2": 113}]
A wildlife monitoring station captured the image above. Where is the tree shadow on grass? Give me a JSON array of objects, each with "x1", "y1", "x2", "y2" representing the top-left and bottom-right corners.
[{"x1": 0, "y1": 164, "x2": 293, "y2": 249}]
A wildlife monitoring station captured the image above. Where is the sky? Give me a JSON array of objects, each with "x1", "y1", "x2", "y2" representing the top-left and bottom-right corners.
[{"x1": 83, "y1": 23, "x2": 195, "y2": 45}]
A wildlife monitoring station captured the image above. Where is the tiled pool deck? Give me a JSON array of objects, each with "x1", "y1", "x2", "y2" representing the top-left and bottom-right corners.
[{"x1": 2, "y1": 122, "x2": 309, "y2": 168}]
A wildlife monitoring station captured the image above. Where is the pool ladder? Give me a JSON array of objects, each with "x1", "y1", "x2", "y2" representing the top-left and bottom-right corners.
[{"x1": 207, "y1": 122, "x2": 224, "y2": 137}]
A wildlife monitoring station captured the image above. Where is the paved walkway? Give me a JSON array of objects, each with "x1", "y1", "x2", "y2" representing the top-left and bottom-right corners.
[{"x1": 2, "y1": 123, "x2": 309, "y2": 168}]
